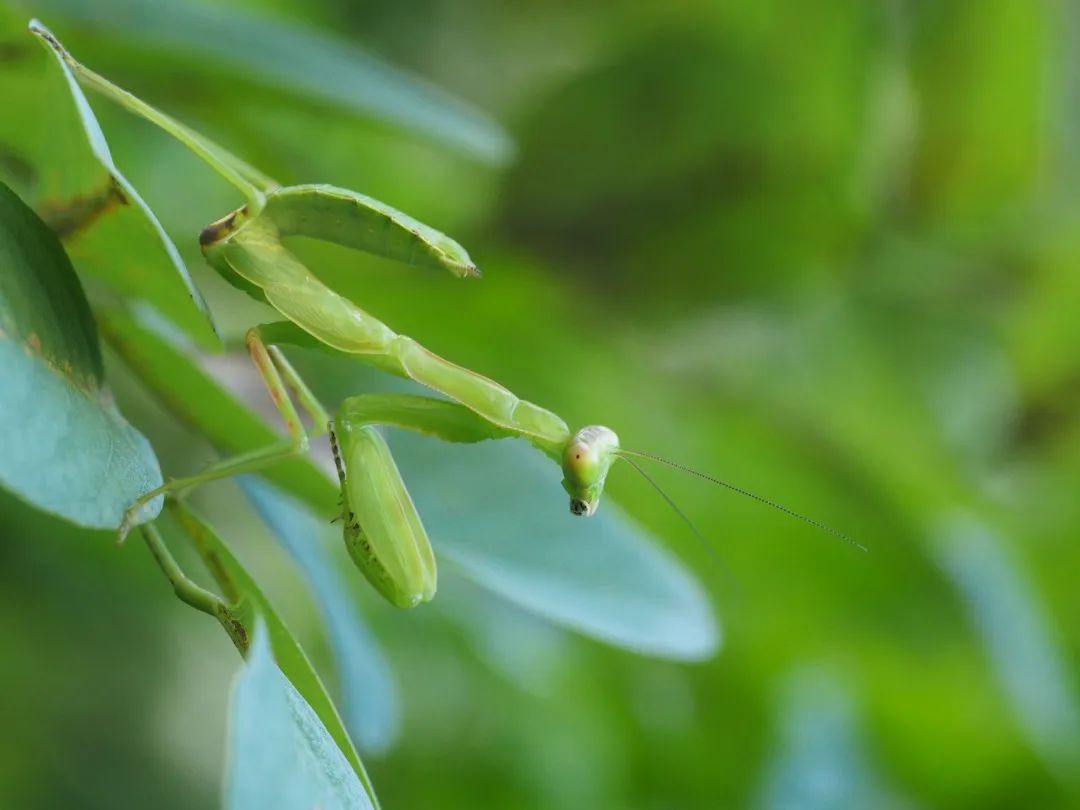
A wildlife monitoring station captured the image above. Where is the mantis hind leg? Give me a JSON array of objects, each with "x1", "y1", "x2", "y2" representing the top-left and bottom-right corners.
[
  {"x1": 140, "y1": 521, "x2": 227, "y2": 618},
  {"x1": 117, "y1": 326, "x2": 328, "y2": 542}
]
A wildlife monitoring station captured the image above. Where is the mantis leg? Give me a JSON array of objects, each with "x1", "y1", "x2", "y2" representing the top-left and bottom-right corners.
[
  {"x1": 140, "y1": 508, "x2": 253, "y2": 653},
  {"x1": 329, "y1": 392, "x2": 513, "y2": 609},
  {"x1": 117, "y1": 326, "x2": 327, "y2": 542},
  {"x1": 255, "y1": 320, "x2": 570, "y2": 460},
  {"x1": 140, "y1": 523, "x2": 226, "y2": 618},
  {"x1": 337, "y1": 392, "x2": 514, "y2": 444}
]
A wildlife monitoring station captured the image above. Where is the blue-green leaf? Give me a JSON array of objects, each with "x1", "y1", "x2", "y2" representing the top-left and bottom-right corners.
[
  {"x1": 225, "y1": 621, "x2": 376, "y2": 810},
  {"x1": 390, "y1": 430, "x2": 721, "y2": 661},
  {"x1": 0, "y1": 180, "x2": 161, "y2": 528},
  {"x1": 241, "y1": 477, "x2": 401, "y2": 754},
  {"x1": 756, "y1": 668, "x2": 901, "y2": 809},
  {"x1": 167, "y1": 503, "x2": 380, "y2": 807},
  {"x1": 934, "y1": 513, "x2": 1080, "y2": 776}
]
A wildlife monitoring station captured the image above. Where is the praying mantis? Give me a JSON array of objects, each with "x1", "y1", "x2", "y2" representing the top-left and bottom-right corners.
[{"x1": 32, "y1": 23, "x2": 859, "y2": 612}]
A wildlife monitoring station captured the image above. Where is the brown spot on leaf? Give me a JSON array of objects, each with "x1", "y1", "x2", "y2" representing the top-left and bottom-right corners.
[{"x1": 40, "y1": 178, "x2": 128, "y2": 240}]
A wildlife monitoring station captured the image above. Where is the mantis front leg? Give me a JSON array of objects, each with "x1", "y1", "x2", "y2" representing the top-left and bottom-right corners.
[
  {"x1": 328, "y1": 393, "x2": 513, "y2": 608},
  {"x1": 117, "y1": 327, "x2": 329, "y2": 541}
]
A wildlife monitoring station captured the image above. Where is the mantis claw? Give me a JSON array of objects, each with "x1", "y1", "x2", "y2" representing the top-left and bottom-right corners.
[
  {"x1": 117, "y1": 489, "x2": 166, "y2": 544},
  {"x1": 116, "y1": 507, "x2": 138, "y2": 545}
]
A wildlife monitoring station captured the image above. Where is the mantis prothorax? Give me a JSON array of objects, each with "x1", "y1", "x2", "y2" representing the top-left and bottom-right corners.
[{"x1": 32, "y1": 23, "x2": 859, "y2": 611}]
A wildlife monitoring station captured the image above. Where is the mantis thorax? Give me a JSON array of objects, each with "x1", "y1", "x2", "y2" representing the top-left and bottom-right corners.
[{"x1": 561, "y1": 425, "x2": 620, "y2": 516}]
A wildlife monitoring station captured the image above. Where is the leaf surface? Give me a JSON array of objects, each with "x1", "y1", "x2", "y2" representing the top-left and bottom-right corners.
[
  {"x1": 0, "y1": 180, "x2": 161, "y2": 528},
  {"x1": 28, "y1": 21, "x2": 220, "y2": 347},
  {"x1": 242, "y1": 477, "x2": 402, "y2": 754},
  {"x1": 225, "y1": 621, "x2": 377, "y2": 810},
  {"x1": 167, "y1": 503, "x2": 380, "y2": 808},
  {"x1": 390, "y1": 431, "x2": 721, "y2": 661}
]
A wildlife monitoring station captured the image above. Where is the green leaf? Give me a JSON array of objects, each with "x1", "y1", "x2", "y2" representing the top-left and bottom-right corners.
[
  {"x1": 26, "y1": 21, "x2": 220, "y2": 347},
  {"x1": 166, "y1": 503, "x2": 379, "y2": 808},
  {"x1": 22, "y1": 0, "x2": 513, "y2": 164},
  {"x1": 225, "y1": 621, "x2": 377, "y2": 810},
  {"x1": 31, "y1": 21, "x2": 275, "y2": 204},
  {"x1": 390, "y1": 430, "x2": 721, "y2": 661},
  {"x1": 241, "y1": 477, "x2": 401, "y2": 754},
  {"x1": 0, "y1": 180, "x2": 161, "y2": 528}
]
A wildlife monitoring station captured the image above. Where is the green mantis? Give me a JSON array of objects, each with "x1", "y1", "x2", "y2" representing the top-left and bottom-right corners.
[
  {"x1": 126, "y1": 182, "x2": 623, "y2": 608},
  {"x1": 32, "y1": 23, "x2": 859, "y2": 612}
]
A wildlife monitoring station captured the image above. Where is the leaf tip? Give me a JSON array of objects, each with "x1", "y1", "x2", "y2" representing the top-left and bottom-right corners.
[{"x1": 27, "y1": 18, "x2": 57, "y2": 49}]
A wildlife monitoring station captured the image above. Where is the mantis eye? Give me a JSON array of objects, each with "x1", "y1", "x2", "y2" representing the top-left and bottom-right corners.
[{"x1": 562, "y1": 425, "x2": 620, "y2": 518}]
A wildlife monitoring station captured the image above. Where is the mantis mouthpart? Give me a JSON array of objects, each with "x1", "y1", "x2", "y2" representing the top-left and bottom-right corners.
[{"x1": 33, "y1": 24, "x2": 858, "y2": 610}]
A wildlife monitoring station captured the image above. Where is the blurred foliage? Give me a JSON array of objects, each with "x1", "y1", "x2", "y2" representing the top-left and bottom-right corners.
[{"x1": 2, "y1": 0, "x2": 1080, "y2": 808}]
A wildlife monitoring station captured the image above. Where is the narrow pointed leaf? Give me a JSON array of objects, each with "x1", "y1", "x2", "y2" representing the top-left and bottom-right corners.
[
  {"x1": 242, "y1": 477, "x2": 401, "y2": 754},
  {"x1": 27, "y1": 21, "x2": 220, "y2": 347},
  {"x1": 756, "y1": 669, "x2": 901, "y2": 809},
  {"x1": 934, "y1": 513, "x2": 1080, "y2": 776},
  {"x1": 226, "y1": 622, "x2": 376, "y2": 810},
  {"x1": 167, "y1": 503, "x2": 379, "y2": 807}
]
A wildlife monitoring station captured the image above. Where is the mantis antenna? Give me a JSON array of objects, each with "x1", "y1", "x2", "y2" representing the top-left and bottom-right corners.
[
  {"x1": 621, "y1": 454, "x2": 749, "y2": 602},
  {"x1": 619, "y1": 455, "x2": 722, "y2": 560},
  {"x1": 615, "y1": 449, "x2": 867, "y2": 552}
]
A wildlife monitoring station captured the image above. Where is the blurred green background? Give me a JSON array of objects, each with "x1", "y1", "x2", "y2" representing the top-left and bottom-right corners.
[{"x1": 2, "y1": 0, "x2": 1080, "y2": 807}]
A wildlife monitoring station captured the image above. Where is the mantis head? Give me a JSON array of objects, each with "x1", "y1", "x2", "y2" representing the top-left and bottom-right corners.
[
  {"x1": 561, "y1": 425, "x2": 620, "y2": 516},
  {"x1": 560, "y1": 429, "x2": 865, "y2": 553}
]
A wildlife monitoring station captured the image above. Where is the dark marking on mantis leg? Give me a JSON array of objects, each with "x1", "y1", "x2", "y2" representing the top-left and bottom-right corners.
[
  {"x1": 199, "y1": 205, "x2": 248, "y2": 246},
  {"x1": 330, "y1": 422, "x2": 391, "y2": 587},
  {"x1": 328, "y1": 423, "x2": 346, "y2": 483}
]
